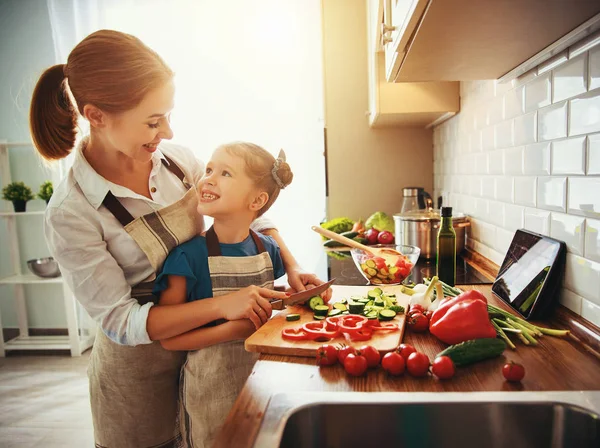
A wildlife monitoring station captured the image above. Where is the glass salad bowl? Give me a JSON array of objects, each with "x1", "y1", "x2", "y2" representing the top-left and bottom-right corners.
[{"x1": 351, "y1": 244, "x2": 420, "y2": 286}]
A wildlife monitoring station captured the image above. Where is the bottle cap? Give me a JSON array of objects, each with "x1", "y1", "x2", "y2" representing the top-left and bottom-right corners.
[{"x1": 441, "y1": 206, "x2": 453, "y2": 217}]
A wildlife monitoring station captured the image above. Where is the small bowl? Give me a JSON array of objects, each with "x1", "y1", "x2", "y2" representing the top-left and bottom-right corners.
[
  {"x1": 351, "y1": 244, "x2": 420, "y2": 286},
  {"x1": 27, "y1": 257, "x2": 61, "y2": 278}
]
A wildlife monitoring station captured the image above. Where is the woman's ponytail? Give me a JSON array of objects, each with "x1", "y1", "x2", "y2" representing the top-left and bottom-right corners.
[{"x1": 29, "y1": 64, "x2": 78, "y2": 161}]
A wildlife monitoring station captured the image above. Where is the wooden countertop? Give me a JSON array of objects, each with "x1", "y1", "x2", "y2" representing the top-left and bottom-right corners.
[{"x1": 214, "y1": 284, "x2": 600, "y2": 448}]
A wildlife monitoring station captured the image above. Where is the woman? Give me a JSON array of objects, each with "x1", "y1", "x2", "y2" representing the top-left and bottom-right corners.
[{"x1": 30, "y1": 29, "x2": 330, "y2": 448}]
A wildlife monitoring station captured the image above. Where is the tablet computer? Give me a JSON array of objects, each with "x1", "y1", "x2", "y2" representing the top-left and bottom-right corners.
[{"x1": 491, "y1": 229, "x2": 566, "y2": 320}]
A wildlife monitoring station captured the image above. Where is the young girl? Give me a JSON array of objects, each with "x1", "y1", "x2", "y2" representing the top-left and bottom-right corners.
[{"x1": 153, "y1": 142, "x2": 293, "y2": 447}]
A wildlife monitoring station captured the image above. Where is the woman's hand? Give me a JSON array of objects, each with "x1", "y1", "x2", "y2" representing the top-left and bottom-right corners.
[
  {"x1": 287, "y1": 266, "x2": 333, "y2": 303},
  {"x1": 218, "y1": 286, "x2": 288, "y2": 330}
]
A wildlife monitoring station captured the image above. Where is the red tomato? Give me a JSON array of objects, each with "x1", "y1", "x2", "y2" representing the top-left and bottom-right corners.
[
  {"x1": 398, "y1": 267, "x2": 409, "y2": 278},
  {"x1": 395, "y1": 257, "x2": 406, "y2": 268},
  {"x1": 382, "y1": 352, "x2": 405, "y2": 376},
  {"x1": 410, "y1": 304, "x2": 425, "y2": 314},
  {"x1": 316, "y1": 345, "x2": 338, "y2": 366},
  {"x1": 408, "y1": 313, "x2": 429, "y2": 333},
  {"x1": 373, "y1": 257, "x2": 386, "y2": 270},
  {"x1": 406, "y1": 352, "x2": 430, "y2": 377},
  {"x1": 431, "y1": 356, "x2": 455, "y2": 380},
  {"x1": 344, "y1": 353, "x2": 368, "y2": 376},
  {"x1": 502, "y1": 362, "x2": 525, "y2": 382},
  {"x1": 337, "y1": 345, "x2": 356, "y2": 364},
  {"x1": 397, "y1": 343, "x2": 417, "y2": 360},
  {"x1": 358, "y1": 345, "x2": 381, "y2": 368}
]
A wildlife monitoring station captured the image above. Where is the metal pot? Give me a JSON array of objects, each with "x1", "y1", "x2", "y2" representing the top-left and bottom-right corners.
[{"x1": 393, "y1": 210, "x2": 469, "y2": 259}]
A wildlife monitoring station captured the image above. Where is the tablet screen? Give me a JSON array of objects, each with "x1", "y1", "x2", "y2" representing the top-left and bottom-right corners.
[{"x1": 492, "y1": 229, "x2": 562, "y2": 318}]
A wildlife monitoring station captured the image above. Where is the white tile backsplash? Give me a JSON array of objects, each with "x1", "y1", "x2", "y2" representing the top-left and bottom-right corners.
[
  {"x1": 551, "y1": 136, "x2": 586, "y2": 175},
  {"x1": 503, "y1": 146, "x2": 523, "y2": 174},
  {"x1": 514, "y1": 176, "x2": 537, "y2": 207},
  {"x1": 552, "y1": 54, "x2": 587, "y2": 103},
  {"x1": 513, "y1": 111, "x2": 537, "y2": 146},
  {"x1": 588, "y1": 133, "x2": 600, "y2": 175},
  {"x1": 524, "y1": 208, "x2": 551, "y2": 235},
  {"x1": 582, "y1": 300, "x2": 600, "y2": 328},
  {"x1": 495, "y1": 176, "x2": 513, "y2": 203},
  {"x1": 494, "y1": 120, "x2": 513, "y2": 149},
  {"x1": 550, "y1": 212, "x2": 585, "y2": 255},
  {"x1": 568, "y1": 177, "x2": 600, "y2": 219},
  {"x1": 435, "y1": 44, "x2": 600, "y2": 327},
  {"x1": 564, "y1": 254, "x2": 600, "y2": 304},
  {"x1": 538, "y1": 101, "x2": 568, "y2": 141},
  {"x1": 525, "y1": 72, "x2": 551, "y2": 111},
  {"x1": 569, "y1": 90, "x2": 600, "y2": 136},
  {"x1": 560, "y1": 288, "x2": 584, "y2": 314},
  {"x1": 537, "y1": 176, "x2": 566, "y2": 212},
  {"x1": 585, "y1": 218, "x2": 600, "y2": 263},
  {"x1": 591, "y1": 45, "x2": 600, "y2": 91},
  {"x1": 523, "y1": 142, "x2": 551, "y2": 175}
]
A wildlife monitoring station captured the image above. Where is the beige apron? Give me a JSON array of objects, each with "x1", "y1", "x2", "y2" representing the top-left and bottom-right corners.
[
  {"x1": 179, "y1": 227, "x2": 273, "y2": 448},
  {"x1": 89, "y1": 156, "x2": 196, "y2": 448}
]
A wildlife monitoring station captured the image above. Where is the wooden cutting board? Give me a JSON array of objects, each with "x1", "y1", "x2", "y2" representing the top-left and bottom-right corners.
[{"x1": 245, "y1": 285, "x2": 411, "y2": 357}]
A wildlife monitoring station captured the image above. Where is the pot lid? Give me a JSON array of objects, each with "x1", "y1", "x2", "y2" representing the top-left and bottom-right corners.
[{"x1": 393, "y1": 210, "x2": 467, "y2": 222}]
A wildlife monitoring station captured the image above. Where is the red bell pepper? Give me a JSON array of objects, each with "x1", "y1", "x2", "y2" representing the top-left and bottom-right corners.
[
  {"x1": 302, "y1": 321, "x2": 339, "y2": 340},
  {"x1": 342, "y1": 327, "x2": 373, "y2": 342},
  {"x1": 429, "y1": 290, "x2": 488, "y2": 328},
  {"x1": 337, "y1": 315, "x2": 368, "y2": 333},
  {"x1": 366, "y1": 320, "x2": 399, "y2": 331},
  {"x1": 429, "y1": 291, "x2": 496, "y2": 345},
  {"x1": 282, "y1": 327, "x2": 311, "y2": 341}
]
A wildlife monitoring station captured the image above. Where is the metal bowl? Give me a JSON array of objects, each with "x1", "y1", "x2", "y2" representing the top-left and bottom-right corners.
[{"x1": 27, "y1": 257, "x2": 61, "y2": 278}]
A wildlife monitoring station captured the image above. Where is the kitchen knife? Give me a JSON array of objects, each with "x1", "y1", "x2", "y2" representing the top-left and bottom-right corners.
[{"x1": 270, "y1": 278, "x2": 336, "y2": 310}]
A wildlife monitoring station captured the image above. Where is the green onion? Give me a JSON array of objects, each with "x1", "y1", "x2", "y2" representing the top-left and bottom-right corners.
[{"x1": 491, "y1": 320, "x2": 516, "y2": 350}]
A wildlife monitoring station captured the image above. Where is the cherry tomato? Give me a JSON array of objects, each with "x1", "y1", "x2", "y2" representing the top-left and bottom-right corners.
[
  {"x1": 410, "y1": 304, "x2": 425, "y2": 314},
  {"x1": 406, "y1": 352, "x2": 430, "y2": 377},
  {"x1": 431, "y1": 356, "x2": 456, "y2": 380},
  {"x1": 382, "y1": 352, "x2": 405, "y2": 376},
  {"x1": 502, "y1": 362, "x2": 525, "y2": 382},
  {"x1": 344, "y1": 353, "x2": 368, "y2": 376},
  {"x1": 408, "y1": 313, "x2": 429, "y2": 333},
  {"x1": 337, "y1": 345, "x2": 356, "y2": 364},
  {"x1": 316, "y1": 345, "x2": 338, "y2": 366},
  {"x1": 358, "y1": 345, "x2": 381, "y2": 368},
  {"x1": 397, "y1": 343, "x2": 417, "y2": 360}
]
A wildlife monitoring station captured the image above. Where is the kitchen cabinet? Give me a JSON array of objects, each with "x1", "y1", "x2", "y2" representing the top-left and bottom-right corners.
[
  {"x1": 379, "y1": 0, "x2": 600, "y2": 82},
  {"x1": 367, "y1": 0, "x2": 459, "y2": 128}
]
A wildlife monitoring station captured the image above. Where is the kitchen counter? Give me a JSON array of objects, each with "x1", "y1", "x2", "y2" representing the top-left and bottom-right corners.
[{"x1": 214, "y1": 267, "x2": 600, "y2": 447}]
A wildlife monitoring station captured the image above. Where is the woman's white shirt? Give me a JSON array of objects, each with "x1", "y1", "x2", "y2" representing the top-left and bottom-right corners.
[{"x1": 45, "y1": 140, "x2": 274, "y2": 346}]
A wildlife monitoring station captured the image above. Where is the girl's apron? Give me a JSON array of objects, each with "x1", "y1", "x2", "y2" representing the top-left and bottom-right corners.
[
  {"x1": 90, "y1": 156, "x2": 197, "y2": 448},
  {"x1": 179, "y1": 226, "x2": 272, "y2": 448}
]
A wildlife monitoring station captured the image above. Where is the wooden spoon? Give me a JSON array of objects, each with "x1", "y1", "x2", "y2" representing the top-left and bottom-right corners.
[{"x1": 311, "y1": 226, "x2": 404, "y2": 259}]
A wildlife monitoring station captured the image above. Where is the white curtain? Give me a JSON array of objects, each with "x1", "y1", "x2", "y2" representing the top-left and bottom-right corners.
[{"x1": 47, "y1": 0, "x2": 328, "y2": 278}]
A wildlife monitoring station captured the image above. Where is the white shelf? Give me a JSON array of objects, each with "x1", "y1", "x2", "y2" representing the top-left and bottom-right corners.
[
  {"x1": 0, "y1": 274, "x2": 63, "y2": 285},
  {"x1": 0, "y1": 211, "x2": 45, "y2": 217},
  {"x1": 4, "y1": 334, "x2": 95, "y2": 353}
]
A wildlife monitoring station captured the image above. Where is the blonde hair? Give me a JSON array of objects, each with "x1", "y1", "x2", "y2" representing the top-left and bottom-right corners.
[
  {"x1": 219, "y1": 142, "x2": 293, "y2": 217},
  {"x1": 29, "y1": 29, "x2": 173, "y2": 161}
]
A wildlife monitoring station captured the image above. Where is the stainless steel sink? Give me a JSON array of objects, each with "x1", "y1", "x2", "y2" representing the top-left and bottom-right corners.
[{"x1": 253, "y1": 391, "x2": 600, "y2": 448}]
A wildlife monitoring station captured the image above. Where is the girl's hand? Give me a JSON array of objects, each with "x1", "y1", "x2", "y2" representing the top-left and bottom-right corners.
[
  {"x1": 286, "y1": 266, "x2": 333, "y2": 303},
  {"x1": 218, "y1": 286, "x2": 288, "y2": 330}
]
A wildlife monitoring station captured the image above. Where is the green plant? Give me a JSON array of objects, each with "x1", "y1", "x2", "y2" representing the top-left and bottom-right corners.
[
  {"x1": 2, "y1": 182, "x2": 34, "y2": 202},
  {"x1": 38, "y1": 181, "x2": 54, "y2": 202}
]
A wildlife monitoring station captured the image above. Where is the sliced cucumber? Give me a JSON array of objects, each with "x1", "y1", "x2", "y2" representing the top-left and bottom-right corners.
[
  {"x1": 348, "y1": 301, "x2": 366, "y2": 314},
  {"x1": 286, "y1": 314, "x2": 301, "y2": 322},
  {"x1": 379, "y1": 309, "x2": 397, "y2": 321},
  {"x1": 314, "y1": 305, "x2": 330, "y2": 316},
  {"x1": 333, "y1": 303, "x2": 348, "y2": 311},
  {"x1": 328, "y1": 308, "x2": 342, "y2": 317},
  {"x1": 313, "y1": 315, "x2": 326, "y2": 320},
  {"x1": 368, "y1": 289, "x2": 382, "y2": 299},
  {"x1": 308, "y1": 296, "x2": 325, "y2": 311},
  {"x1": 373, "y1": 298, "x2": 385, "y2": 307},
  {"x1": 357, "y1": 298, "x2": 370, "y2": 304},
  {"x1": 342, "y1": 311, "x2": 350, "y2": 315}
]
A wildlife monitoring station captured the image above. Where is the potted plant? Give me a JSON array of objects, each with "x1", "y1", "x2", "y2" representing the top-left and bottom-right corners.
[
  {"x1": 2, "y1": 182, "x2": 35, "y2": 212},
  {"x1": 38, "y1": 181, "x2": 54, "y2": 204}
]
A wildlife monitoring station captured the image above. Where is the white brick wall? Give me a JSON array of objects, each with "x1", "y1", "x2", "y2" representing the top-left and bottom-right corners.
[{"x1": 434, "y1": 37, "x2": 600, "y2": 328}]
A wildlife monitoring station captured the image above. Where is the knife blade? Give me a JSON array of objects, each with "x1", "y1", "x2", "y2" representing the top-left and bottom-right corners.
[{"x1": 270, "y1": 278, "x2": 336, "y2": 310}]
